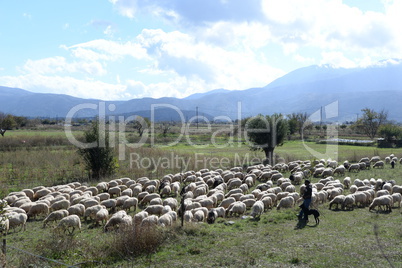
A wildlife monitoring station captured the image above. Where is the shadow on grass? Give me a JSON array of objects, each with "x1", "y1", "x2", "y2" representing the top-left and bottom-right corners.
[{"x1": 294, "y1": 218, "x2": 319, "y2": 229}]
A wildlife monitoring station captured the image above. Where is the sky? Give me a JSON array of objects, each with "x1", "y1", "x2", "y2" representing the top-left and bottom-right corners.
[{"x1": 0, "y1": 0, "x2": 401, "y2": 101}]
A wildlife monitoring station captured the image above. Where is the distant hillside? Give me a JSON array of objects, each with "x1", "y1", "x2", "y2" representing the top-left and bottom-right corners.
[{"x1": 1, "y1": 59, "x2": 402, "y2": 122}]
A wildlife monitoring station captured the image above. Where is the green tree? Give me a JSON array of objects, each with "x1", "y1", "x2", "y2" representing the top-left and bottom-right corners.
[
  {"x1": 133, "y1": 116, "x2": 150, "y2": 137},
  {"x1": 378, "y1": 123, "x2": 402, "y2": 142},
  {"x1": 78, "y1": 119, "x2": 117, "y2": 179},
  {"x1": 245, "y1": 114, "x2": 288, "y2": 165},
  {"x1": 357, "y1": 108, "x2": 388, "y2": 139},
  {"x1": 287, "y1": 112, "x2": 308, "y2": 138}
]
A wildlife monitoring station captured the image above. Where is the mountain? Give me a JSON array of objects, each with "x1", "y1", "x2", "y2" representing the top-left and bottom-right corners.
[{"x1": 1, "y1": 59, "x2": 402, "y2": 122}]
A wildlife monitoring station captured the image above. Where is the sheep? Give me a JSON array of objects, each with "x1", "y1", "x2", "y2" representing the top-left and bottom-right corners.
[
  {"x1": 353, "y1": 192, "x2": 368, "y2": 208},
  {"x1": 157, "y1": 213, "x2": 173, "y2": 227},
  {"x1": 392, "y1": 185, "x2": 402, "y2": 195},
  {"x1": 133, "y1": 211, "x2": 148, "y2": 226},
  {"x1": 250, "y1": 200, "x2": 264, "y2": 218},
  {"x1": 101, "y1": 199, "x2": 117, "y2": 212},
  {"x1": 83, "y1": 205, "x2": 104, "y2": 222},
  {"x1": 369, "y1": 195, "x2": 392, "y2": 212},
  {"x1": 227, "y1": 201, "x2": 247, "y2": 217},
  {"x1": 144, "y1": 205, "x2": 164, "y2": 216},
  {"x1": 139, "y1": 193, "x2": 161, "y2": 207},
  {"x1": 343, "y1": 177, "x2": 351, "y2": 189},
  {"x1": 341, "y1": 194, "x2": 355, "y2": 210},
  {"x1": 95, "y1": 208, "x2": 109, "y2": 226},
  {"x1": 122, "y1": 197, "x2": 138, "y2": 212},
  {"x1": 27, "y1": 202, "x2": 50, "y2": 220},
  {"x1": 57, "y1": 215, "x2": 81, "y2": 234},
  {"x1": 333, "y1": 166, "x2": 346, "y2": 176},
  {"x1": 373, "y1": 161, "x2": 384, "y2": 169},
  {"x1": 43, "y1": 209, "x2": 69, "y2": 228},
  {"x1": 67, "y1": 204, "x2": 85, "y2": 217},
  {"x1": 276, "y1": 196, "x2": 295, "y2": 210},
  {"x1": 140, "y1": 215, "x2": 159, "y2": 227},
  {"x1": 7, "y1": 213, "x2": 28, "y2": 232},
  {"x1": 192, "y1": 210, "x2": 205, "y2": 222},
  {"x1": 183, "y1": 210, "x2": 193, "y2": 222},
  {"x1": 108, "y1": 186, "x2": 121, "y2": 197},
  {"x1": 348, "y1": 164, "x2": 360, "y2": 172},
  {"x1": 219, "y1": 197, "x2": 236, "y2": 209},
  {"x1": 260, "y1": 196, "x2": 273, "y2": 211},
  {"x1": 391, "y1": 193, "x2": 401, "y2": 208},
  {"x1": 329, "y1": 195, "x2": 346, "y2": 210},
  {"x1": 104, "y1": 212, "x2": 132, "y2": 231},
  {"x1": 50, "y1": 199, "x2": 70, "y2": 212},
  {"x1": 163, "y1": 197, "x2": 178, "y2": 211},
  {"x1": 376, "y1": 189, "x2": 390, "y2": 197}
]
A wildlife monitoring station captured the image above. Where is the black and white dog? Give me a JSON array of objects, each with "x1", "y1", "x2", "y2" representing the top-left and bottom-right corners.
[{"x1": 299, "y1": 204, "x2": 320, "y2": 225}]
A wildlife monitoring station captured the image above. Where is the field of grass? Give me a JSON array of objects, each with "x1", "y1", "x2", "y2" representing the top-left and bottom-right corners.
[{"x1": 1, "y1": 129, "x2": 402, "y2": 267}]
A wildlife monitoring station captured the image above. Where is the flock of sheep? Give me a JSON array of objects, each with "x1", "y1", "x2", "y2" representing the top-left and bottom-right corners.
[{"x1": 1, "y1": 154, "x2": 402, "y2": 236}]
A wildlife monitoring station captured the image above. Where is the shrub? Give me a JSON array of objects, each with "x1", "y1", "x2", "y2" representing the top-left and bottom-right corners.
[{"x1": 78, "y1": 120, "x2": 117, "y2": 179}]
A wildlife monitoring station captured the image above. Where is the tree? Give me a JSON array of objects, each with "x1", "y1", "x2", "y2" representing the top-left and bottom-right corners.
[
  {"x1": 378, "y1": 123, "x2": 402, "y2": 143},
  {"x1": 357, "y1": 108, "x2": 388, "y2": 139},
  {"x1": 245, "y1": 114, "x2": 288, "y2": 165},
  {"x1": 287, "y1": 112, "x2": 308, "y2": 138},
  {"x1": 78, "y1": 120, "x2": 117, "y2": 179},
  {"x1": 133, "y1": 116, "x2": 150, "y2": 137}
]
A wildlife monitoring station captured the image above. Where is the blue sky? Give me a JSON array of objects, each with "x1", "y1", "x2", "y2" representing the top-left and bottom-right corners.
[{"x1": 0, "y1": 0, "x2": 401, "y2": 100}]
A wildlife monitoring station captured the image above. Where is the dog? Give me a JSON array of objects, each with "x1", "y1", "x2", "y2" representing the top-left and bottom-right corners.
[{"x1": 299, "y1": 204, "x2": 320, "y2": 225}]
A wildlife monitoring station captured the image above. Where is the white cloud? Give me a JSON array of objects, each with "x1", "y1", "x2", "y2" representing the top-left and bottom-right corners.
[
  {"x1": 22, "y1": 57, "x2": 107, "y2": 76},
  {"x1": 68, "y1": 39, "x2": 149, "y2": 61},
  {"x1": 0, "y1": 74, "x2": 126, "y2": 100}
]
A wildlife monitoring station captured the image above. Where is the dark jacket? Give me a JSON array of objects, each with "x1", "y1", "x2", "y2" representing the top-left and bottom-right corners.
[{"x1": 303, "y1": 185, "x2": 312, "y2": 199}]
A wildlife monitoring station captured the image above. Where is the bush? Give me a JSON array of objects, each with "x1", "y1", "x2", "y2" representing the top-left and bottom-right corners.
[{"x1": 78, "y1": 120, "x2": 117, "y2": 179}]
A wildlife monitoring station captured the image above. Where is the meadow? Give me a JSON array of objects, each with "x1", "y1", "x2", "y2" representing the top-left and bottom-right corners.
[{"x1": 1, "y1": 127, "x2": 402, "y2": 267}]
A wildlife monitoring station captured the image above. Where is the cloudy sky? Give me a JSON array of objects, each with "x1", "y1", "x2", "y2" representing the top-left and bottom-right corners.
[{"x1": 1, "y1": 0, "x2": 401, "y2": 100}]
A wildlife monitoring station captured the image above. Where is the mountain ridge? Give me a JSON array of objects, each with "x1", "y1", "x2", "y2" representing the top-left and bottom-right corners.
[{"x1": 1, "y1": 60, "x2": 402, "y2": 122}]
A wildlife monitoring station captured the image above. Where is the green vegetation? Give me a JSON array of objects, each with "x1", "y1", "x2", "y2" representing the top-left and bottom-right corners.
[{"x1": 1, "y1": 121, "x2": 402, "y2": 267}]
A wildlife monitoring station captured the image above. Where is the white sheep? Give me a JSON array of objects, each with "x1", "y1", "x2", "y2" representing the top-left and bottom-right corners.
[
  {"x1": 95, "y1": 208, "x2": 109, "y2": 226},
  {"x1": 192, "y1": 210, "x2": 205, "y2": 222},
  {"x1": 57, "y1": 215, "x2": 81, "y2": 234},
  {"x1": 0, "y1": 218, "x2": 9, "y2": 235},
  {"x1": 391, "y1": 185, "x2": 402, "y2": 195},
  {"x1": 218, "y1": 197, "x2": 236, "y2": 209},
  {"x1": 157, "y1": 213, "x2": 173, "y2": 227},
  {"x1": 43, "y1": 209, "x2": 69, "y2": 228},
  {"x1": 369, "y1": 195, "x2": 392, "y2": 212},
  {"x1": 27, "y1": 202, "x2": 50, "y2": 220},
  {"x1": 7, "y1": 213, "x2": 28, "y2": 232},
  {"x1": 250, "y1": 200, "x2": 264, "y2": 218},
  {"x1": 225, "y1": 201, "x2": 245, "y2": 217},
  {"x1": 140, "y1": 215, "x2": 159, "y2": 227},
  {"x1": 348, "y1": 164, "x2": 360, "y2": 172},
  {"x1": 183, "y1": 210, "x2": 193, "y2": 222},
  {"x1": 373, "y1": 161, "x2": 384, "y2": 169},
  {"x1": 144, "y1": 205, "x2": 164, "y2": 216},
  {"x1": 353, "y1": 192, "x2": 367, "y2": 208},
  {"x1": 260, "y1": 196, "x2": 273, "y2": 211},
  {"x1": 104, "y1": 211, "x2": 132, "y2": 232},
  {"x1": 276, "y1": 196, "x2": 295, "y2": 210},
  {"x1": 329, "y1": 195, "x2": 346, "y2": 210},
  {"x1": 133, "y1": 211, "x2": 149, "y2": 226},
  {"x1": 100, "y1": 199, "x2": 117, "y2": 212},
  {"x1": 50, "y1": 199, "x2": 70, "y2": 211},
  {"x1": 163, "y1": 197, "x2": 178, "y2": 211},
  {"x1": 122, "y1": 197, "x2": 138, "y2": 212},
  {"x1": 376, "y1": 189, "x2": 390, "y2": 197},
  {"x1": 391, "y1": 193, "x2": 401, "y2": 208},
  {"x1": 342, "y1": 194, "x2": 355, "y2": 210}
]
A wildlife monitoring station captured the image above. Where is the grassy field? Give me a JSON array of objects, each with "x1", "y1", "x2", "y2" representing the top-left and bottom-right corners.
[{"x1": 1, "y1": 129, "x2": 402, "y2": 267}]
